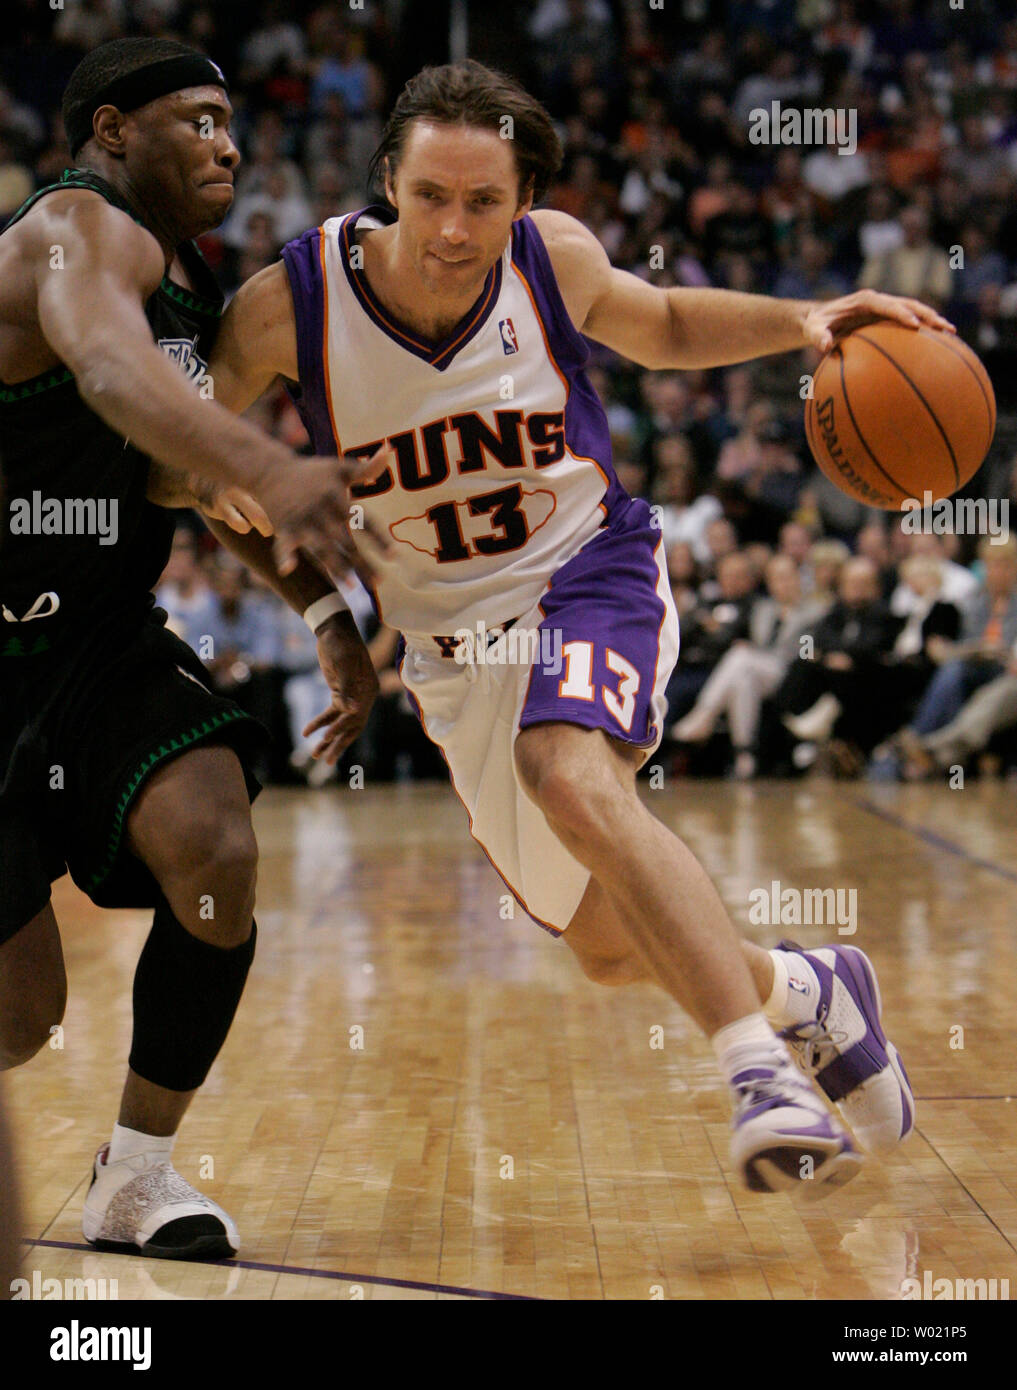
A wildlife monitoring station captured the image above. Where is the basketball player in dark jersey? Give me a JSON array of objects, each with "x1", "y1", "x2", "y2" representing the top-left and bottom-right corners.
[{"x1": 0, "y1": 38, "x2": 378, "y2": 1260}]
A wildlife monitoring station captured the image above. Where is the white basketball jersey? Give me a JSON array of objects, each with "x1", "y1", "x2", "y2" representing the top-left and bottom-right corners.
[{"x1": 281, "y1": 206, "x2": 627, "y2": 638}]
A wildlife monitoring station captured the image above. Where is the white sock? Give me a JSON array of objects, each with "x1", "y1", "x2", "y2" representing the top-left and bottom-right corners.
[
  {"x1": 106, "y1": 1123, "x2": 175, "y2": 1166},
  {"x1": 762, "y1": 949, "x2": 821, "y2": 1027},
  {"x1": 711, "y1": 1012, "x2": 784, "y2": 1088}
]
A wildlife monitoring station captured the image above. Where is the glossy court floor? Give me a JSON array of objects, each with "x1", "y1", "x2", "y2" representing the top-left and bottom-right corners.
[{"x1": 6, "y1": 777, "x2": 1017, "y2": 1300}]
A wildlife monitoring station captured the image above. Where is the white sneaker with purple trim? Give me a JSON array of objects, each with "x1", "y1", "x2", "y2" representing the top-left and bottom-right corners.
[{"x1": 776, "y1": 940, "x2": 915, "y2": 1155}]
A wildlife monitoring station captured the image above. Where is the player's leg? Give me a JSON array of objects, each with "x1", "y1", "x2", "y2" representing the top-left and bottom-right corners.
[
  {"x1": 81, "y1": 745, "x2": 257, "y2": 1260},
  {"x1": 516, "y1": 723, "x2": 762, "y2": 1032},
  {"x1": 0, "y1": 904, "x2": 66, "y2": 1070},
  {"x1": 543, "y1": 749, "x2": 913, "y2": 1159},
  {"x1": 514, "y1": 721, "x2": 863, "y2": 1194}
]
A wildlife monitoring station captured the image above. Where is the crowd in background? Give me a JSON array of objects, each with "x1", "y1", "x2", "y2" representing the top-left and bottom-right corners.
[{"x1": 5, "y1": 0, "x2": 1017, "y2": 782}]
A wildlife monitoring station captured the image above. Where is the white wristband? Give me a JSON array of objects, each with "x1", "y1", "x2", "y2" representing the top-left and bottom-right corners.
[{"x1": 303, "y1": 592, "x2": 349, "y2": 632}]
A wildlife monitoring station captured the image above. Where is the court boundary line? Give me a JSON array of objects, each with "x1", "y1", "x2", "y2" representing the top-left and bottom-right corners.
[
  {"x1": 21, "y1": 1238, "x2": 540, "y2": 1300},
  {"x1": 850, "y1": 796, "x2": 1017, "y2": 883}
]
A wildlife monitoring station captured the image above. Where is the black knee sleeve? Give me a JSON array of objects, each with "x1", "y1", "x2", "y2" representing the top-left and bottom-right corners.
[{"x1": 129, "y1": 894, "x2": 256, "y2": 1091}]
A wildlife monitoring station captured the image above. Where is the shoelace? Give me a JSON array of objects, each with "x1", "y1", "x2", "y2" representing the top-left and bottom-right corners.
[{"x1": 781, "y1": 1017, "x2": 851, "y2": 1074}]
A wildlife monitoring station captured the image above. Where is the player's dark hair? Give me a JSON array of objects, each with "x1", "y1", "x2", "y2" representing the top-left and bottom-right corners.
[
  {"x1": 367, "y1": 60, "x2": 563, "y2": 207},
  {"x1": 62, "y1": 37, "x2": 206, "y2": 157}
]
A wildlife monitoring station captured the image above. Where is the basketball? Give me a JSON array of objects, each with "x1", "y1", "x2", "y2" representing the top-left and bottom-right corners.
[{"x1": 804, "y1": 323, "x2": 996, "y2": 510}]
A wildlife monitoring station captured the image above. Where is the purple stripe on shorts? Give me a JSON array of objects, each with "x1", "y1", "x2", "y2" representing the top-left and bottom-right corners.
[
  {"x1": 510, "y1": 216, "x2": 626, "y2": 518},
  {"x1": 280, "y1": 225, "x2": 338, "y2": 455},
  {"x1": 520, "y1": 496, "x2": 674, "y2": 748}
]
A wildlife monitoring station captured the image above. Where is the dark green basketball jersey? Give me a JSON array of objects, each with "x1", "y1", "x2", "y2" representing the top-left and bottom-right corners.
[{"x1": 0, "y1": 168, "x2": 223, "y2": 664}]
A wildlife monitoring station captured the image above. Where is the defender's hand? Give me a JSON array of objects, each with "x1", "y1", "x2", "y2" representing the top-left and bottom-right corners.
[{"x1": 262, "y1": 445, "x2": 393, "y2": 577}]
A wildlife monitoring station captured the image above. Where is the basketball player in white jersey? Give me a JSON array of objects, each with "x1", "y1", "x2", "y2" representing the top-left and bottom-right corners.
[{"x1": 206, "y1": 61, "x2": 950, "y2": 1194}]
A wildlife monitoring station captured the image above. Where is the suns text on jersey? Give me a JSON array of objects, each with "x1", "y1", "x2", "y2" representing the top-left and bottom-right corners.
[{"x1": 347, "y1": 408, "x2": 567, "y2": 496}]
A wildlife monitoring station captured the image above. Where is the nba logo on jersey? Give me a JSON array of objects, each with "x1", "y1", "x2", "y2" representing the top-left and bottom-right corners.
[{"x1": 499, "y1": 318, "x2": 519, "y2": 355}]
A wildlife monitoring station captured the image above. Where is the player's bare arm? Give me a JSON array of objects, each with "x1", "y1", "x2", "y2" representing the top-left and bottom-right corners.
[
  {"x1": 204, "y1": 515, "x2": 379, "y2": 763},
  {"x1": 3, "y1": 190, "x2": 363, "y2": 576},
  {"x1": 532, "y1": 208, "x2": 954, "y2": 367},
  {"x1": 206, "y1": 259, "x2": 299, "y2": 412},
  {"x1": 207, "y1": 263, "x2": 380, "y2": 760}
]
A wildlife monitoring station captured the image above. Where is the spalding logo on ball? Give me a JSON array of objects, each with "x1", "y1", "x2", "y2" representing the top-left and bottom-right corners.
[{"x1": 804, "y1": 323, "x2": 996, "y2": 510}]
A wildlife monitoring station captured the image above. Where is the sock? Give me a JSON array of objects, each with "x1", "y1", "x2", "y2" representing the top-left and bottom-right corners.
[
  {"x1": 129, "y1": 893, "x2": 257, "y2": 1092},
  {"x1": 762, "y1": 948, "x2": 821, "y2": 1027},
  {"x1": 711, "y1": 1012, "x2": 784, "y2": 1088},
  {"x1": 106, "y1": 1123, "x2": 175, "y2": 1167}
]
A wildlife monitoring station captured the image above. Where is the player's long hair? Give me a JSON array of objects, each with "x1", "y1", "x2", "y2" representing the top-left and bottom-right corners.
[{"x1": 367, "y1": 60, "x2": 563, "y2": 209}]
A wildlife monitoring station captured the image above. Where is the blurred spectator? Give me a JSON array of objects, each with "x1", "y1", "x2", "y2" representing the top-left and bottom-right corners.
[
  {"x1": 651, "y1": 436, "x2": 723, "y2": 560},
  {"x1": 859, "y1": 204, "x2": 952, "y2": 308},
  {"x1": 895, "y1": 538, "x2": 1017, "y2": 763},
  {"x1": 671, "y1": 554, "x2": 828, "y2": 778},
  {"x1": 776, "y1": 556, "x2": 903, "y2": 771},
  {"x1": 665, "y1": 549, "x2": 759, "y2": 722},
  {"x1": 155, "y1": 530, "x2": 216, "y2": 645}
]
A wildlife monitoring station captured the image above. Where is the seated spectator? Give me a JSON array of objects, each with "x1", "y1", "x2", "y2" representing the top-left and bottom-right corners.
[
  {"x1": 671, "y1": 554, "x2": 829, "y2": 778},
  {"x1": 857, "y1": 184, "x2": 904, "y2": 262},
  {"x1": 894, "y1": 538, "x2": 1017, "y2": 772},
  {"x1": 200, "y1": 560, "x2": 286, "y2": 779},
  {"x1": 716, "y1": 399, "x2": 774, "y2": 483},
  {"x1": 778, "y1": 521, "x2": 814, "y2": 569},
  {"x1": 774, "y1": 556, "x2": 903, "y2": 773},
  {"x1": 155, "y1": 529, "x2": 217, "y2": 647},
  {"x1": 276, "y1": 605, "x2": 335, "y2": 785},
  {"x1": 741, "y1": 420, "x2": 804, "y2": 522},
  {"x1": 952, "y1": 221, "x2": 1008, "y2": 312},
  {"x1": 666, "y1": 540, "x2": 701, "y2": 616},
  {"x1": 651, "y1": 438, "x2": 722, "y2": 560},
  {"x1": 905, "y1": 654, "x2": 1017, "y2": 777},
  {"x1": 804, "y1": 537, "x2": 850, "y2": 604},
  {"x1": 855, "y1": 521, "x2": 896, "y2": 598},
  {"x1": 772, "y1": 233, "x2": 850, "y2": 301},
  {"x1": 859, "y1": 203, "x2": 952, "y2": 309},
  {"x1": 699, "y1": 516, "x2": 741, "y2": 595},
  {"x1": 664, "y1": 549, "x2": 759, "y2": 723},
  {"x1": 870, "y1": 553, "x2": 962, "y2": 750},
  {"x1": 889, "y1": 531, "x2": 979, "y2": 611}
]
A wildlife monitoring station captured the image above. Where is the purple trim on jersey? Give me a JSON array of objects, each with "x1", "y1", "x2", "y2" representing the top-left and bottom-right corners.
[
  {"x1": 339, "y1": 205, "x2": 503, "y2": 372},
  {"x1": 510, "y1": 216, "x2": 627, "y2": 519},
  {"x1": 280, "y1": 226, "x2": 338, "y2": 456},
  {"x1": 519, "y1": 496, "x2": 673, "y2": 747}
]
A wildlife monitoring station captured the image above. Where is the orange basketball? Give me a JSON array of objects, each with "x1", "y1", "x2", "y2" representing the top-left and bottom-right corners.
[{"x1": 804, "y1": 323, "x2": 996, "y2": 510}]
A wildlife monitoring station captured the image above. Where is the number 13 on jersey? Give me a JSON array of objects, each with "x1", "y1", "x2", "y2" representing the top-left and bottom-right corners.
[{"x1": 557, "y1": 640, "x2": 641, "y2": 733}]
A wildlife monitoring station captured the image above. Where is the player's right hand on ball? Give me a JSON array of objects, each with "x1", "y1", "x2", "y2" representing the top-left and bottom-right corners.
[{"x1": 262, "y1": 446, "x2": 393, "y2": 577}]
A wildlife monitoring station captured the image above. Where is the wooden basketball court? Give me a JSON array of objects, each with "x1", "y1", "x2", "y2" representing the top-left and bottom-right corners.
[{"x1": 7, "y1": 776, "x2": 1017, "y2": 1300}]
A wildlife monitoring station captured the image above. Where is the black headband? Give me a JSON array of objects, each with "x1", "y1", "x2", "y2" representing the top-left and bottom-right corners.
[{"x1": 66, "y1": 53, "x2": 229, "y2": 156}]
